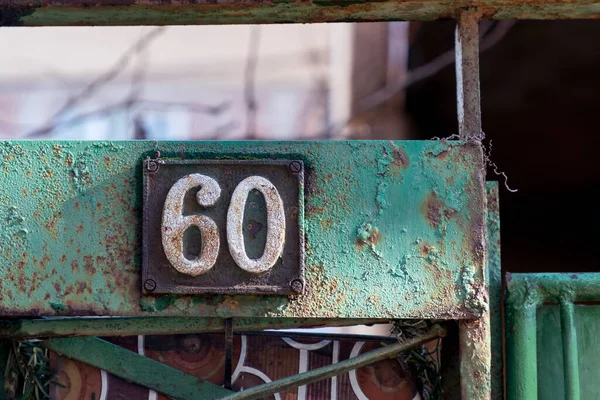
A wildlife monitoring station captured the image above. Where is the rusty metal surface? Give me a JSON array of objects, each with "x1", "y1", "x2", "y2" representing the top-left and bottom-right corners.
[
  {"x1": 456, "y1": 11, "x2": 482, "y2": 139},
  {"x1": 143, "y1": 158, "x2": 303, "y2": 295},
  {"x1": 485, "y1": 182, "x2": 503, "y2": 400},
  {"x1": 0, "y1": 0, "x2": 598, "y2": 26},
  {"x1": 0, "y1": 140, "x2": 485, "y2": 319}
]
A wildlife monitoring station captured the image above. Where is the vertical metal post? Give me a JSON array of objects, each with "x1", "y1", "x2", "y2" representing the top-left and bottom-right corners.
[
  {"x1": 506, "y1": 283, "x2": 539, "y2": 400},
  {"x1": 459, "y1": 319, "x2": 492, "y2": 399},
  {"x1": 455, "y1": 11, "x2": 482, "y2": 138},
  {"x1": 486, "y1": 182, "x2": 503, "y2": 399},
  {"x1": 559, "y1": 295, "x2": 580, "y2": 400}
]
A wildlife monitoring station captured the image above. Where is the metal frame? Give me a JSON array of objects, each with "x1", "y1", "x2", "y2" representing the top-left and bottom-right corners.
[
  {"x1": 0, "y1": 1, "x2": 530, "y2": 398},
  {"x1": 505, "y1": 273, "x2": 600, "y2": 400},
  {"x1": 0, "y1": 0, "x2": 598, "y2": 26},
  {"x1": 0, "y1": 182, "x2": 501, "y2": 400}
]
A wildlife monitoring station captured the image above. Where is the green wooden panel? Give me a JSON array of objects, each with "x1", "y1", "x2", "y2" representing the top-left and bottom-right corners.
[
  {"x1": 0, "y1": 140, "x2": 485, "y2": 319},
  {"x1": 537, "y1": 305, "x2": 600, "y2": 400}
]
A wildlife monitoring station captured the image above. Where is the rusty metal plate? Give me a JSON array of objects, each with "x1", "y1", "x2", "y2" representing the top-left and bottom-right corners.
[
  {"x1": 0, "y1": 141, "x2": 485, "y2": 319},
  {"x1": 142, "y1": 158, "x2": 304, "y2": 295}
]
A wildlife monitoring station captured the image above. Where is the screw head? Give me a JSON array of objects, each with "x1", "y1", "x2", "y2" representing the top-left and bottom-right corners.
[
  {"x1": 147, "y1": 160, "x2": 159, "y2": 172},
  {"x1": 289, "y1": 161, "x2": 302, "y2": 174},
  {"x1": 290, "y1": 279, "x2": 304, "y2": 294},
  {"x1": 144, "y1": 279, "x2": 157, "y2": 291}
]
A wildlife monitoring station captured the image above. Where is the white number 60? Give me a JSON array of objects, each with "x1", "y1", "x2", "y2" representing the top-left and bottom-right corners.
[{"x1": 162, "y1": 175, "x2": 286, "y2": 276}]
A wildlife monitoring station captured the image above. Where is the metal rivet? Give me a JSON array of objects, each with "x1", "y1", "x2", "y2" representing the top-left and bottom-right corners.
[
  {"x1": 289, "y1": 161, "x2": 302, "y2": 174},
  {"x1": 147, "y1": 160, "x2": 159, "y2": 172},
  {"x1": 290, "y1": 279, "x2": 304, "y2": 294},
  {"x1": 144, "y1": 279, "x2": 157, "y2": 291}
]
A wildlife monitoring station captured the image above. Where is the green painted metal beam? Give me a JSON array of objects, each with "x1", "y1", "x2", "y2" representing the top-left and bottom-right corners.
[
  {"x1": 485, "y1": 182, "x2": 502, "y2": 399},
  {"x1": 0, "y1": 141, "x2": 485, "y2": 320},
  {"x1": 44, "y1": 336, "x2": 233, "y2": 399},
  {"x1": 0, "y1": 317, "x2": 382, "y2": 339},
  {"x1": 0, "y1": 0, "x2": 598, "y2": 26},
  {"x1": 221, "y1": 324, "x2": 446, "y2": 400},
  {"x1": 506, "y1": 273, "x2": 600, "y2": 304}
]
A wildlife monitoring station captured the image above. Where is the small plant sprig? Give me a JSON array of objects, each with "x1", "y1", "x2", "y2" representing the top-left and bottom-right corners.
[
  {"x1": 5, "y1": 341, "x2": 62, "y2": 400},
  {"x1": 392, "y1": 320, "x2": 443, "y2": 400},
  {"x1": 404, "y1": 339, "x2": 443, "y2": 400}
]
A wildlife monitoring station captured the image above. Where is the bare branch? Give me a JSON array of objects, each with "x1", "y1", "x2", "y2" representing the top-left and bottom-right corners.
[
  {"x1": 244, "y1": 26, "x2": 261, "y2": 139},
  {"x1": 22, "y1": 99, "x2": 230, "y2": 139},
  {"x1": 28, "y1": 27, "x2": 166, "y2": 138},
  {"x1": 356, "y1": 21, "x2": 516, "y2": 116}
]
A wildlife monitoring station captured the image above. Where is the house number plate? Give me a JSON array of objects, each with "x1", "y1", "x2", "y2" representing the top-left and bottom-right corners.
[{"x1": 142, "y1": 158, "x2": 304, "y2": 295}]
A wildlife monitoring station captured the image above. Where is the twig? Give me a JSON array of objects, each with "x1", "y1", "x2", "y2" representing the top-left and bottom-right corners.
[
  {"x1": 323, "y1": 20, "x2": 516, "y2": 139},
  {"x1": 244, "y1": 26, "x2": 261, "y2": 138},
  {"x1": 22, "y1": 99, "x2": 230, "y2": 139},
  {"x1": 29, "y1": 27, "x2": 166, "y2": 138}
]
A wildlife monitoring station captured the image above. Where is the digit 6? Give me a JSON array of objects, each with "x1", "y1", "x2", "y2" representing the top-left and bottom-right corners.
[{"x1": 161, "y1": 174, "x2": 221, "y2": 276}]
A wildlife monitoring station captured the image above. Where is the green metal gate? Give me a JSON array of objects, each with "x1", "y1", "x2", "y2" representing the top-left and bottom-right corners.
[
  {"x1": 0, "y1": 0, "x2": 597, "y2": 399},
  {"x1": 506, "y1": 273, "x2": 600, "y2": 400}
]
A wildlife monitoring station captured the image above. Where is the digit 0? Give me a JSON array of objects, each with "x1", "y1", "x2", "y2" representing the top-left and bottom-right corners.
[{"x1": 227, "y1": 176, "x2": 286, "y2": 273}]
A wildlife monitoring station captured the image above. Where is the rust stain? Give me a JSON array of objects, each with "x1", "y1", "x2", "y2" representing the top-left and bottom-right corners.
[
  {"x1": 392, "y1": 147, "x2": 409, "y2": 169},
  {"x1": 319, "y1": 219, "x2": 333, "y2": 230},
  {"x1": 423, "y1": 193, "x2": 444, "y2": 229},
  {"x1": 83, "y1": 255, "x2": 96, "y2": 275},
  {"x1": 419, "y1": 241, "x2": 436, "y2": 256},
  {"x1": 355, "y1": 224, "x2": 381, "y2": 249},
  {"x1": 422, "y1": 192, "x2": 456, "y2": 229},
  {"x1": 434, "y1": 149, "x2": 450, "y2": 160}
]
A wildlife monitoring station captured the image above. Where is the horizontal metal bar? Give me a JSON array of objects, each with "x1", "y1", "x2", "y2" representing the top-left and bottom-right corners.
[
  {"x1": 45, "y1": 336, "x2": 234, "y2": 400},
  {"x1": 506, "y1": 273, "x2": 600, "y2": 305},
  {"x1": 0, "y1": 317, "x2": 382, "y2": 339},
  {"x1": 221, "y1": 324, "x2": 446, "y2": 400},
  {"x1": 0, "y1": 0, "x2": 598, "y2": 26}
]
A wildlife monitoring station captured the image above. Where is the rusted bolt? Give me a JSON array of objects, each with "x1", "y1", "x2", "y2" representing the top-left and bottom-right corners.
[
  {"x1": 288, "y1": 161, "x2": 302, "y2": 174},
  {"x1": 147, "y1": 160, "x2": 159, "y2": 172},
  {"x1": 290, "y1": 279, "x2": 304, "y2": 294},
  {"x1": 144, "y1": 279, "x2": 157, "y2": 291}
]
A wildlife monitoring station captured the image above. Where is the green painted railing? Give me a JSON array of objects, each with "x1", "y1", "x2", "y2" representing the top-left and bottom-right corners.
[{"x1": 506, "y1": 273, "x2": 600, "y2": 400}]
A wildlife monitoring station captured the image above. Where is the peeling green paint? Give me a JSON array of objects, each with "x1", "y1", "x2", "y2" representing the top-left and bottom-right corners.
[{"x1": 0, "y1": 140, "x2": 485, "y2": 319}]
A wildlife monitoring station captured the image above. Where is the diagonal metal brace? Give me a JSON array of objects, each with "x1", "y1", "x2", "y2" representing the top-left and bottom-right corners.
[
  {"x1": 44, "y1": 336, "x2": 233, "y2": 400},
  {"x1": 221, "y1": 324, "x2": 447, "y2": 400}
]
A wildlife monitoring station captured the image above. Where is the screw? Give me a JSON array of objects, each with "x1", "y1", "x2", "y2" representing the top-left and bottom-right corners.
[
  {"x1": 289, "y1": 161, "x2": 302, "y2": 174},
  {"x1": 147, "y1": 160, "x2": 159, "y2": 172},
  {"x1": 144, "y1": 279, "x2": 157, "y2": 291},
  {"x1": 290, "y1": 279, "x2": 304, "y2": 294}
]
